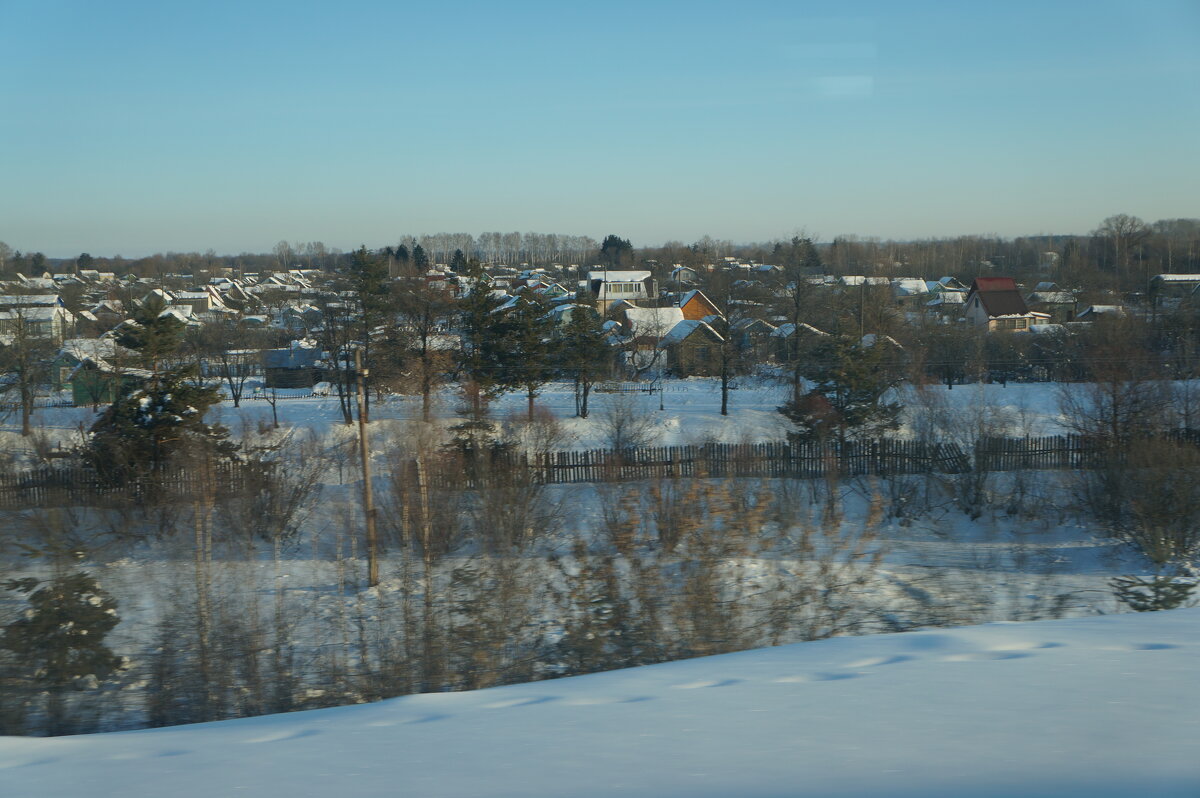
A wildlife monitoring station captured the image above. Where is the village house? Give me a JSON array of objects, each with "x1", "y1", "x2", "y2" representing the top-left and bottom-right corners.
[
  {"x1": 263, "y1": 341, "x2": 322, "y2": 388},
  {"x1": 770, "y1": 321, "x2": 829, "y2": 363},
  {"x1": 51, "y1": 337, "x2": 134, "y2": 390},
  {"x1": 1149, "y1": 273, "x2": 1200, "y2": 308},
  {"x1": 892, "y1": 278, "x2": 929, "y2": 308},
  {"x1": 669, "y1": 265, "x2": 700, "y2": 286},
  {"x1": 730, "y1": 317, "x2": 777, "y2": 362},
  {"x1": 584, "y1": 270, "x2": 657, "y2": 313},
  {"x1": 659, "y1": 319, "x2": 725, "y2": 376},
  {"x1": 677, "y1": 289, "x2": 723, "y2": 322},
  {"x1": 963, "y1": 278, "x2": 1049, "y2": 331},
  {"x1": 68, "y1": 360, "x2": 153, "y2": 407},
  {"x1": 1074, "y1": 304, "x2": 1125, "y2": 322},
  {"x1": 1025, "y1": 283, "x2": 1078, "y2": 323},
  {"x1": 0, "y1": 305, "x2": 74, "y2": 343}
]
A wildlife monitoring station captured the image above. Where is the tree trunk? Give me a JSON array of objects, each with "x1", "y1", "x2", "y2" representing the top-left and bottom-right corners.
[
  {"x1": 720, "y1": 364, "x2": 730, "y2": 416},
  {"x1": 421, "y1": 355, "x2": 432, "y2": 422},
  {"x1": 20, "y1": 389, "x2": 32, "y2": 437}
]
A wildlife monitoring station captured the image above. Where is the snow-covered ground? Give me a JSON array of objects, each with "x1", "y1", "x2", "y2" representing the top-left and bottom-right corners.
[
  {"x1": 3, "y1": 609, "x2": 1197, "y2": 798},
  {"x1": 1, "y1": 377, "x2": 1080, "y2": 457}
]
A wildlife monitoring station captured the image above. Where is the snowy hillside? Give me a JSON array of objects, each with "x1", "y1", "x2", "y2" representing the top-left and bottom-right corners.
[{"x1": 3, "y1": 610, "x2": 1197, "y2": 798}]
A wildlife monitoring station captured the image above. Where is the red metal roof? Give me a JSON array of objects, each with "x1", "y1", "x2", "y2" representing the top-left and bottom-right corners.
[{"x1": 971, "y1": 277, "x2": 1018, "y2": 292}]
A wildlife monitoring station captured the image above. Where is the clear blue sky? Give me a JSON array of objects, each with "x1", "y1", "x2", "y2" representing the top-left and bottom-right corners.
[{"x1": 2, "y1": 0, "x2": 1197, "y2": 257}]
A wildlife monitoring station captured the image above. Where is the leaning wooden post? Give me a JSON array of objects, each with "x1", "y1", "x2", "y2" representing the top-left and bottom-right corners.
[{"x1": 355, "y1": 348, "x2": 379, "y2": 587}]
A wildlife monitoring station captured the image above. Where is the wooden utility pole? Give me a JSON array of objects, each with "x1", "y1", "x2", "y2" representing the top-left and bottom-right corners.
[{"x1": 355, "y1": 348, "x2": 379, "y2": 587}]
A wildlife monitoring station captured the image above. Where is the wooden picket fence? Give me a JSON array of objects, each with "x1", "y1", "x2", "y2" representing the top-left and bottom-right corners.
[
  {"x1": 0, "y1": 461, "x2": 263, "y2": 510},
  {"x1": 407, "y1": 439, "x2": 971, "y2": 489},
  {"x1": 8, "y1": 432, "x2": 1200, "y2": 508},
  {"x1": 416, "y1": 431, "x2": 1200, "y2": 488},
  {"x1": 524, "y1": 440, "x2": 970, "y2": 484},
  {"x1": 974, "y1": 430, "x2": 1200, "y2": 472}
]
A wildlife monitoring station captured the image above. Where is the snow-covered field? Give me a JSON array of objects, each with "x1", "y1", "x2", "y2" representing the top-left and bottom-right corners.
[
  {"x1": 0, "y1": 377, "x2": 1182, "y2": 746},
  {"x1": 3, "y1": 609, "x2": 1197, "y2": 798},
  {"x1": 2, "y1": 377, "x2": 1076, "y2": 457}
]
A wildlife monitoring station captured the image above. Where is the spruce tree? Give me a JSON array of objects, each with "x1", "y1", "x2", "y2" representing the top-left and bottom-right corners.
[
  {"x1": 558, "y1": 303, "x2": 612, "y2": 418},
  {"x1": 412, "y1": 244, "x2": 429, "y2": 271},
  {"x1": 349, "y1": 246, "x2": 393, "y2": 416},
  {"x1": 451, "y1": 262, "x2": 513, "y2": 461},
  {"x1": 599, "y1": 235, "x2": 633, "y2": 269},
  {"x1": 1111, "y1": 574, "x2": 1196, "y2": 611},
  {"x1": 85, "y1": 369, "x2": 235, "y2": 483},
  {"x1": 779, "y1": 336, "x2": 902, "y2": 444},
  {"x1": 499, "y1": 292, "x2": 557, "y2": 421},
  {"x1": 2, "y1": 573, "x2": 124, "y2": 734},
  {"x1": 117, "y1": 294, "x2": 185, "y2": 372}
]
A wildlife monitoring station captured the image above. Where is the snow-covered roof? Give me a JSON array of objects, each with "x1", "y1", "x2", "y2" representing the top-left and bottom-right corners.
[
  {"x1": 159, "y1": 306, "x2": 199, "y2": 324},
  {"x1": 1026, "y1": 323, "x2": 1066, "y2": 334},
  {"x1": 624, "y1": 306, "x2": 685, "y2": 336},
  {"x1": 1077, "y1": 304, "x2": 1124, "y2": 318},
  {"x1": 1027, "y1": 291, "x2": 1075, "y2": 304},
  {"x1": 1152, "y1": 273, "x2": 1200, "y2": 283},
  {"x1": 893, "y1": 278, "x2": 928, "y2": 297},
  {"x1": 771, "y1": 322, "x2": 828, "y2": 338},
  {"x1": 731, "y1": 317, "x2": 772, "y2": 330},
  {"x1": 861, "y1": 333, "x2": 903, "y2": 350},
  {"x1": 0, "y1": 305, "x2": 69, "y2": 322},
  {"x1": 586, "y1": 270, "x2": 651, "y2": 282},
  {"x1": 658, "y1": 319, "x2": 724, "y2": 347},
  {"x1": 67, "y1": 359, "x2": 153, "y2": 380},
  {"x1": 0, "y1": 294, "x2": 60, "y2": 307},
  {"x1": 840, "y1": 276, "x2": 890, "y2": 287},
  {"x1": 59, "y1": 337, "x2": 125, "y2": 363}
]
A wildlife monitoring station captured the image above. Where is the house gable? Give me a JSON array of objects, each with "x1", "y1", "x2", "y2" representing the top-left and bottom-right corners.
[{"x1": 678, "y1": 289, "x2": 722, "y2": 321}]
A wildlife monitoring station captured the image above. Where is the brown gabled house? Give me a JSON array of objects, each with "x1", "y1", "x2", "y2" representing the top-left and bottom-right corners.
[
  {"x1": 678, "y1": 289, "x2": 723, "y2": 322},
  {"x1": 964, "y1": 278, "x2": 1048, "y2": 331}
]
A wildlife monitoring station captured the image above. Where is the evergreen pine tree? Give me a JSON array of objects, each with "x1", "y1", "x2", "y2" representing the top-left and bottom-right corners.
[
  {"x1": 117, "y1": 294, "x2": 185, "y2": 373},
  {"x1": 558, "y1": 303, "x2": 612, "y2": 418},
  {"x1": 85, "y1": 369, "x2": 236, "y2": 484},
  {"x1": 412, "y1": 244, "x2": 429, "y2": 271},
  {"x1": 779, "y1": 336, "x2": 902, "y2": 444},
  {"x1": 449, "y1": 262, "x2": 515, "y2": 464},
  {"x1": 499, "y1": 292, "x2": 557, "y2": 421},
  {"x1": 2, "y1": 573, "x2": 124, "y2": 734},
  {"x1": 599, "y1": 235, "x2": 633, "y2": 269},
  {"x1": 349, "y1": 246, "x2": 393, "y2": 415},
  {"x1": 1111, "y1": 574, "x2": 1196, "y2": 611}
]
